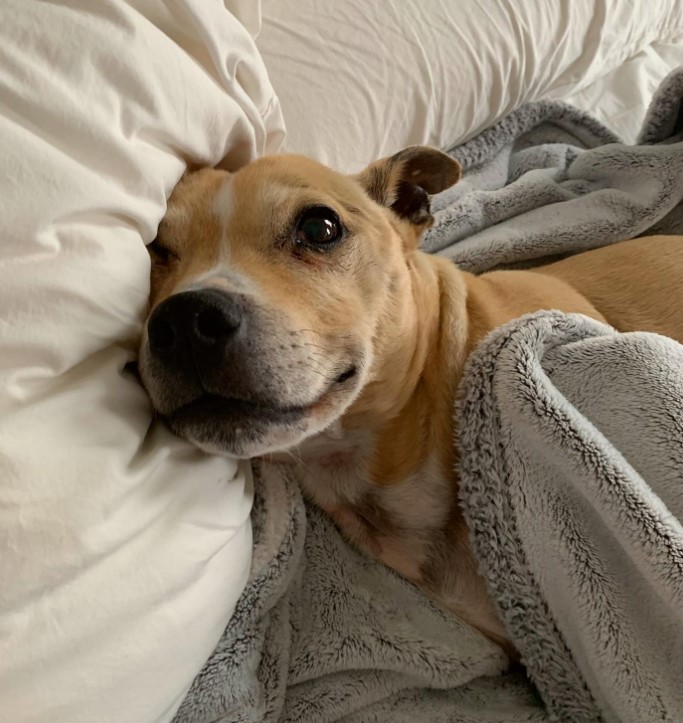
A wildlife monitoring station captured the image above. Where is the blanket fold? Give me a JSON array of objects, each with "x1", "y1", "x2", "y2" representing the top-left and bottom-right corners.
[
  {"x1": 177, "y1": 67, "x2": 683, "y2": 723},
  {"x1": 459, "y1": 313, "x2": 683, "y2": 722}
]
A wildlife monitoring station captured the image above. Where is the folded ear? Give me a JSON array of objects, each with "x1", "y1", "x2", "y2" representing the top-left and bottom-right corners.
[{"x1": 355, "y1": 146, "x2": 460, "y2": 227}]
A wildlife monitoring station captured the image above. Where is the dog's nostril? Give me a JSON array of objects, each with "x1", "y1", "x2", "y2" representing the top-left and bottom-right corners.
[
  {"x1": 149, "y1": 317, "x2": 175, "y2": 350},
  {"x1": 147, "y1": 290, "x2": 242, "y2": 356},
  {"x1": 195, "y1": 306, "x2": 238, "y2": 341}
]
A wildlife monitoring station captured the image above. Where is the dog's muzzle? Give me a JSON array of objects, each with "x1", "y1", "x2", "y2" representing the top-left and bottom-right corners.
[{"x1": 141, "y1": 287, "x2": 363, "y2": 456}]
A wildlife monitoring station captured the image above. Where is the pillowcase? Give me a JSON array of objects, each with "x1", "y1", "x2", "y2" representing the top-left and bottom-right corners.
[
  {"x1": 258, "y1": 0, "x2": 683, "y2": 172},
  {"x1": 0, "y1": 2, "x2": 283, "y2": 722}
]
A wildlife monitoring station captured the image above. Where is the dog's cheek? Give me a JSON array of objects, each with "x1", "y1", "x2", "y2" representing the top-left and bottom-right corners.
[{"x1": 358, "y1": 236, "x2": 403, "y2": 307}]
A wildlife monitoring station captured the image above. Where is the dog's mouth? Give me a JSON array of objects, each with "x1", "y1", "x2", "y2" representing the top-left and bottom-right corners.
[{"x1": 165, "y1": 364, "x2": 359, "y2": 430}]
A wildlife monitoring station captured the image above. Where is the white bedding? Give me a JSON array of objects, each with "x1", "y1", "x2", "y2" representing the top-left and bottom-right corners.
[
  {"x1": 562, "y1": 38, "x2": 683, "y2": 142},
  {"x1": 258, "y1": 0, "x2": 683, "y2": 172},
  {"x1": 0, "y1": 2, "x2": 283, "y2": 723}
]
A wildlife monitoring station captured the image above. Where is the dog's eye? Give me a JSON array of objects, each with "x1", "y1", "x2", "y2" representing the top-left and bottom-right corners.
[
  {"x1": 294, "y1": 207, "x2": 343, "y2": 249},
  {"x1": 148, "y1": 239, "x2": 174, "y2": 262}
]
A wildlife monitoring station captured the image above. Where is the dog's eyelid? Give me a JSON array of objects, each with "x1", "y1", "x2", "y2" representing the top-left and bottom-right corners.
[
  {"x1": 148, "y1": 237, "x2": 180, "y2": 262},
  {"x1": 292, "y1": 195, "x2": 356, "y2": 219},
  {"x1": 293, "y1": 201, "x2": 329, "y2": 216},
  {"x1": 293, "y1": 202, "x2": 355, "y2": 232}
]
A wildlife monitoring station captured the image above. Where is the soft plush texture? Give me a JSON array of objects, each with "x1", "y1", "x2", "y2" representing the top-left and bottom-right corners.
[
  {"x1": 176, "y1": 70, "x2": 683, "y2": 722},
  {"x1": 425, "y1": 81, "x2": 683, "y2": 270},
  {"x1": 459, "y1": 312, "x2": 683, "y2": 723},
  {"x1": 258, "y1": 0, "x2": 683, "y2": 172},
  {"x1": 174, "y1": 466, "x2": 535, "y2": 723},
  {"x1": 0, "y1": 2, "x2": 283, "y2": 722}
]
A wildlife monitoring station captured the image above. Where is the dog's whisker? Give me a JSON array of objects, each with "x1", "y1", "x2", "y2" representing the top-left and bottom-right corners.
[
  {"x1": 299, "y1": 341, "x2": 332, "y2": 352},
  {"x1": 305, "y1": 353, "x2": 335, "y2": 366},
  {"x1": 290, "y1": 447, "x2": 311, "y2": 472},
  {"x1": 298, "y1": 354, "x2": 333, "y2": 368},
  {"x1": 294, "y1": 329, "x2": 355, "y2": 343}
]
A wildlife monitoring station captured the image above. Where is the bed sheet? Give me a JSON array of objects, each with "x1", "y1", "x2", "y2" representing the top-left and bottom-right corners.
[
  {"x1": 561, "y1": 38, "x2": 683, "y2": 142},
  {"x1": 258, "y1": 0, "x2": 683, "y2": 172}
]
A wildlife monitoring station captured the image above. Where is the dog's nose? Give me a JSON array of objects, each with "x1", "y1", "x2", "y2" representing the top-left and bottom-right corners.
[{"x1": 147, "y1": 289, "x2": 242, "y2": 363}]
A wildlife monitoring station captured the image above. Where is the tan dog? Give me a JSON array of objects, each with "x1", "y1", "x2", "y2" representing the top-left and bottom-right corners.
[{"x1": 139, "y1": 147, "x2": 683, "y2": 652}]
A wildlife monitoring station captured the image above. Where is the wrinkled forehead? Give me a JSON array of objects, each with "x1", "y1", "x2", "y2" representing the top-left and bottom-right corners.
[{"x1": 162, "y1": 156, "x2": 371, "y2": 254}]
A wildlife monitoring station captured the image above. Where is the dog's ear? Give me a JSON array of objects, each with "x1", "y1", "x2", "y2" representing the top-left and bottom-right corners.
[{"x1": 355, "y1": 146, "x2": 460, "y2": 227}]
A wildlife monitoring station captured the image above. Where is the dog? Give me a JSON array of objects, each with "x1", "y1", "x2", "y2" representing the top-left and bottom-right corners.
[{"x1": 139, "y1": 146, "x2": 683, "y2": 652}]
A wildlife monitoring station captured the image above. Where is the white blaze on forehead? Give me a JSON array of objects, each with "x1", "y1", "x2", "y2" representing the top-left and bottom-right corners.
[
  {"x1": 175, "y1": 267, "x2": 259, "y2": 296},
  {"x1": 181, "y1": 173, "x2": 259, "y2": 298},
  {"x1": 211, "y1": 174, "x2": 235, "y2": 264},
  {"x1": 194, "y1": 173, "x2": 309, "y2": 298}
]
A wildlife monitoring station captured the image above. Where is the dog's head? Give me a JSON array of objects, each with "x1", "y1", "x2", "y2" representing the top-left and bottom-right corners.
[{"x1": 139, "y1": 146, "x2": 460, "y2": 457}]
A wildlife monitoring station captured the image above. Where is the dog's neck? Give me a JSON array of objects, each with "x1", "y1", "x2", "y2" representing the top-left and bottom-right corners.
[
  {"x1": 283, "y1": 250, "x2": 512, "y2": 648},
  {"x1": 298, "y1": 250, "x2": 471, "y2": 482}
]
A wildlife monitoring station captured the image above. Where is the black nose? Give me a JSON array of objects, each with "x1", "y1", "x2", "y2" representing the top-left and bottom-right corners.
[{"x1": 147, "y1": 289, "x2": 242, "y2": 362}]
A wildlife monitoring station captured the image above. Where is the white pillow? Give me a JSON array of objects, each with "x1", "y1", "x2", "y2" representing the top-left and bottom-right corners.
[
  {"x1": 0, "y1": 2, "x2": 283, "y2": 722},
  {"x1": 560, "y1": 37, "x2": 683, "y2": 143},
  {"x1": 258, "y1": 0, "x2": 683, "y2": 173}
]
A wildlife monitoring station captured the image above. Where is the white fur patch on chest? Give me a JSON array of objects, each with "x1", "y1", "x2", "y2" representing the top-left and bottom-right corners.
[
  {"x1": 292, "y1": 429, "x2": 452, "y2": 582},
  {"x1": 294, "y1": 424, "x2": 372, "y2": 511}
]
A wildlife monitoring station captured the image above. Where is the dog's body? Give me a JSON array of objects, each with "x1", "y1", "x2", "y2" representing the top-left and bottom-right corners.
[
  {"x1": 286, "y1": 236, "x2": 683, "y2": 647},
  {"x1": 139, "y1": 147, "x2": 683, "y2": 652}
]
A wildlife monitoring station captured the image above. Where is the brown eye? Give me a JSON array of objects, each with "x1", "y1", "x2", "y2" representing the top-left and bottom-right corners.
[{"x1": 294, "y1": 206, "x2": 343, "y2": 249}]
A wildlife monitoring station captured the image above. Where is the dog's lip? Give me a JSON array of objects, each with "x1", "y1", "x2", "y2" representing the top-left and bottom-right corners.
[
  {"x1": 168, "y1": 393, "x2": 308, "y2": 425},
  {"x1": 166, "y1": 365, "x2": 358, "y2": 426}
]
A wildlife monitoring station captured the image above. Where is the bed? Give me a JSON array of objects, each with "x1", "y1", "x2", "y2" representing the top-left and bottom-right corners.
[{"x1": 1, "y1": 1, "x2": 682, "y2": 722}]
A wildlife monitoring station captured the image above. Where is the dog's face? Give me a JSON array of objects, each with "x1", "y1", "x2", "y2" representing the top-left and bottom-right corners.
[{"x1": 139, "y1": 147, "x2": 460, "y2": 457}]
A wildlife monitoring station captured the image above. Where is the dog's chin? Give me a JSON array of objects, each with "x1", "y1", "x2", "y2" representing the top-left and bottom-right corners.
[{"x1": 163, "y1": 367, "x2": 363, "y2": 459}]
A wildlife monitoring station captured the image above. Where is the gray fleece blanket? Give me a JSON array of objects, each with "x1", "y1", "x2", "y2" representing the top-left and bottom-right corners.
[{"x1": 176, "y1": 68, "x2": 683, "y2": 723}]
